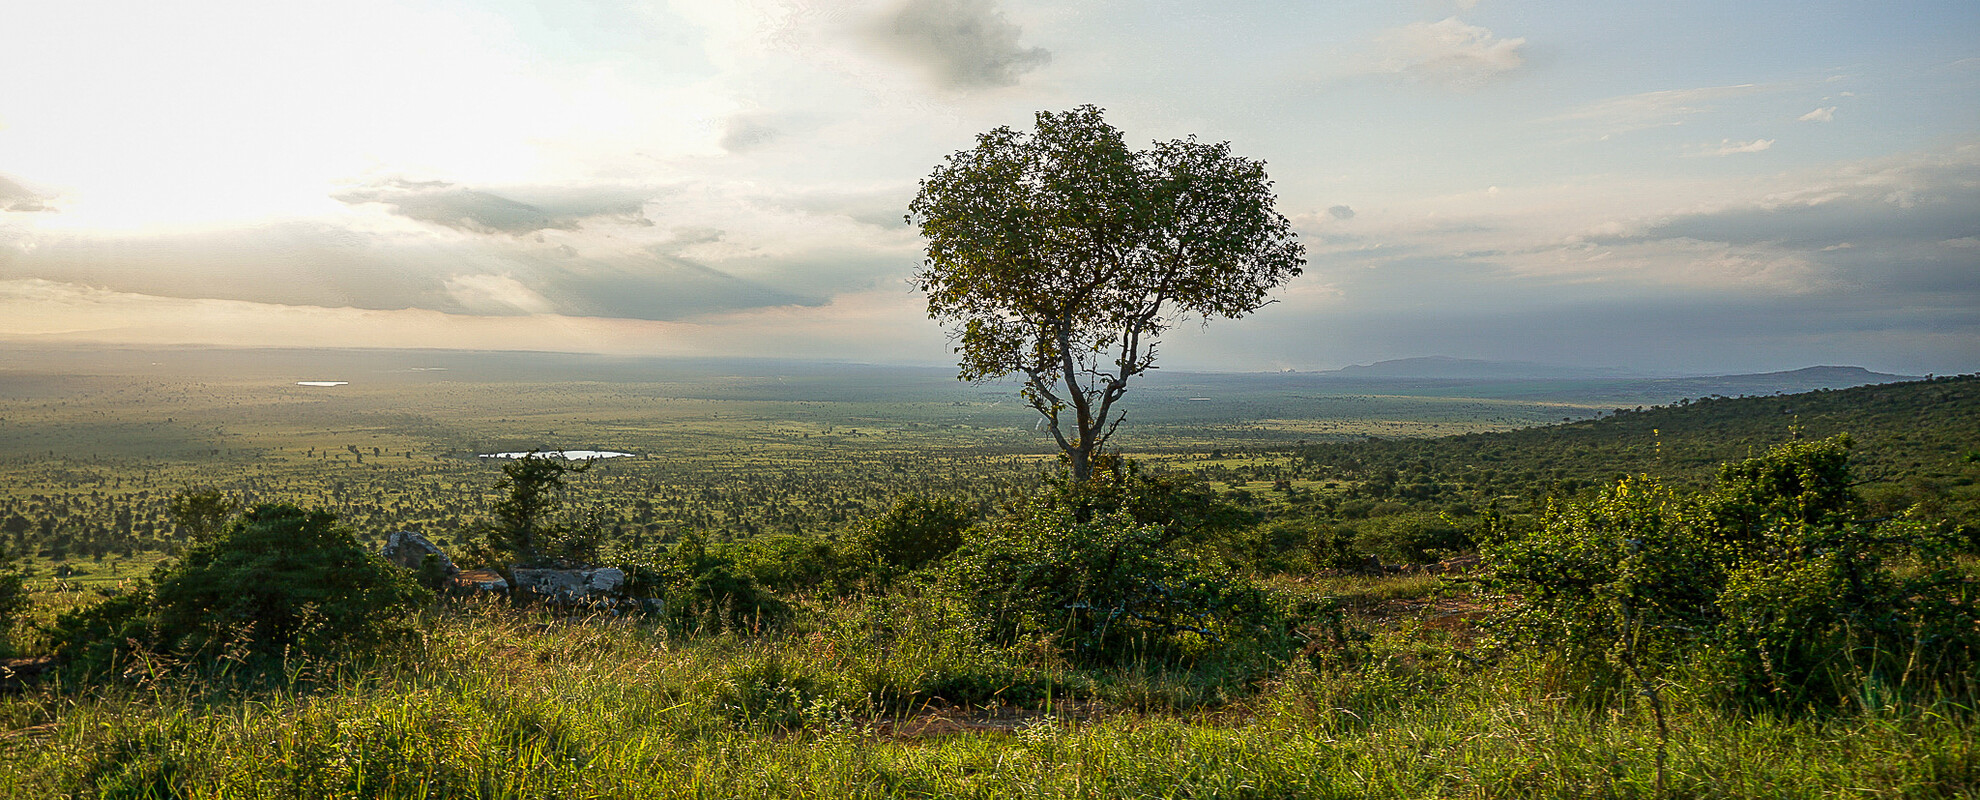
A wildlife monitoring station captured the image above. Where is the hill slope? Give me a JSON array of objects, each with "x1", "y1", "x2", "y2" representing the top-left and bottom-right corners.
[{"x1": 1291, "y1": 374, "x2": 1980, "y2": 515}]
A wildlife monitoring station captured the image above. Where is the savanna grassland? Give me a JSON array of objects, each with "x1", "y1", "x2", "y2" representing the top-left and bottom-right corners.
[
  {"x1": 0, "y1": 346, "x2": 1975, "y2": 799},
  {"x1": 0, "y1": 346, "x2": 1606, "y2": 581}
]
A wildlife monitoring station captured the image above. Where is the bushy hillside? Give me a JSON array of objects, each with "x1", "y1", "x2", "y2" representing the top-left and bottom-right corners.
[{"x1": 1289, "y1": 374, "x2": 1980, "y2": 518}]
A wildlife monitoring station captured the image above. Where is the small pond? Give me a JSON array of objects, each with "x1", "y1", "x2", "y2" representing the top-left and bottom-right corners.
[{"x1": 478, "y1": 450, "x2": 635, "y2": 460}]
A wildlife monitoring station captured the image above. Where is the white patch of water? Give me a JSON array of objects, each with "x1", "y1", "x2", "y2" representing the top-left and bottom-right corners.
[
  {"x1": 478, "y1": 450, "x2": 635, "y2": 460},
  {"x1": 297, "y1": 381, "x2": 349, "y2": 387}
]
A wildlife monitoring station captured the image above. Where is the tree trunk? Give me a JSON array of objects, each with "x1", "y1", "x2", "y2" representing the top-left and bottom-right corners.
[{"x1": 1068, "y1": 444, "x2": 1093, "y2": 484}]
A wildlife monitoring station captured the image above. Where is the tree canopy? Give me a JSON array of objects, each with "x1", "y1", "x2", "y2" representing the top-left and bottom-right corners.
[{"x1": 909, "y1": 105, "x2": 1305, "y2": 481}]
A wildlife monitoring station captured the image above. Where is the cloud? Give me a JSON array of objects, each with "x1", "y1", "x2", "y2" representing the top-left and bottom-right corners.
[
  {"x1": 771, "y1": 186, "x2": 917, "y2": 229},
  {"x1": 0, "y1": 175, "x2": 53, "y2": 213},
  {"x1": 1695, "y1": 138, "x2": 1775, "y2": 157},
  {"x1": 1798, "y1": 106, "x2": 1837, "y2": 122},
  {"x1": 1327, "y1": 205, "x2": 1357, "y2": 220},
  {"x1": 878, "y1": 0, "x2": 1051, "y2": 89},
  {"x1": 1547, "y1": 84, "x2": 1761, "y2": 139},
  {"x1": 333, "y1": 180, "x2": 650, "y2": 235},
  {"x1": 1582, "y1": 146, "x2": 1980, "y2": 296},
  {"x1": 1364, "y1": 17, "x2": 1525, "y2": 89},
  {"x1": 0, "y1": 217, "x2": 826, "y2": 322},
  {"x1": 721, "y1": 113, "x2": 785, "y2": 153}
]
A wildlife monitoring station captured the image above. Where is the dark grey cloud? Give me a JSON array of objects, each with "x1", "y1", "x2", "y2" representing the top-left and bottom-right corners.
[
  {"x1": 1591, "y1": 158, "x2": 1980, "y2": 295},
  {"x1": 0, "y1": 175, "x2": 53, "y2": 213},
  {"x1": 1194, "y1": 256, "x2": 1979, "y2": 375},
  {"x1": 1327, "y1": 205, "x2": 1355, "y2": 220},
  {"x1": 1229, "y1": 152, "x2": 1980, "y2": 376},
  {"x1": 2, "y1": 220, "x2": 826, "y2": 321},
  {"x1": 881, "y1": 0, "x2": 1051, "y2": 89},
  {"x1": 333, "y1": 180, "x2": 651, "y2": 235},
  {"x1": 536, "y1": 248, "x2": 817, "y2": 320}
]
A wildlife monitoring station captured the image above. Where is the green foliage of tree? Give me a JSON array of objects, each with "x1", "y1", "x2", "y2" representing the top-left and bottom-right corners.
[
  {"x1": 165, "y1": 487, "x2": 239, "y2": 543},
  {"x1": 910, "y1": 105, "x2": 1305, "y2": 482},
  {"x1": 1351, "y1": 512, "x2": 1472, "y2": 565},
  {"x1": 1244, "y1": 518, "x2": 1362, "y2": 573},
  {"x1": 474, "y1": 454, "x2": 596, "y2": 575},
  {"x1": 718, "y1": 534, "x2": 838, "y2": 595},
  {"x1": 49, "y1": 503, "x2": 430, "y2": 675},
  {"x1": 1482, "y1": 435, "x2": 1980, "y2": 713},
  {"x1": 1039, "y1": 458, "x2": 1254, "y2": 544}
]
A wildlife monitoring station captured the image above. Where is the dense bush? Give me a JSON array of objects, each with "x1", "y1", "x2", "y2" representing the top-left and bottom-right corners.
[
  {"x1": 941, "y1": 467, "x2": 1279, "y2": 664},
  {"x1": 49, "y1": 504, "x2": 430, "y2": 674},
  {"x1": 1351, "y1": 511, "x2": 1471, "y2": 565},
  {"x1": 625, "y1": 531, "x2": 787, "y2": 635},
  {"x1": 0, "y1": 561, "x2": 24, "y2": 656},
  {"x1": 1246, "y1": 518, "x2": 1363, "y2": 573},
  {"x1": 719, "y1": 534, "x2": 838, "y2": 595},
  {"x1": 1482, "y1": 435, "x2": 1980, "y2": 710},
  {"x1": 835, "y1": 494, "x2": 975, "y2": 588}
]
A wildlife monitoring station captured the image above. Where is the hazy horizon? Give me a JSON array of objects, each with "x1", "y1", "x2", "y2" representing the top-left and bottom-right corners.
[{"x1": 2, "y1": 1, "x2": 1975, "y2": 376}]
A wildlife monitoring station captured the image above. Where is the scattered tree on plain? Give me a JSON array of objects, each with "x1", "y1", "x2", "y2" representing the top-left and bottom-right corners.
[{"x1": 909, "y1": 105, "x2": 1306, "y2": 482}]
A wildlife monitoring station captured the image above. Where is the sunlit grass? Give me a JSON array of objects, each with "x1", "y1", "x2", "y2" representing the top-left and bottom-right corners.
[{"x1": 2, "y1": 587, "x2": 1973, "y2": 799}]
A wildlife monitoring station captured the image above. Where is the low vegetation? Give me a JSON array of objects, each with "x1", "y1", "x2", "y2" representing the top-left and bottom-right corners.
[{"x1": 0, "y1": 376, "x2": 1975, "y2": 797}]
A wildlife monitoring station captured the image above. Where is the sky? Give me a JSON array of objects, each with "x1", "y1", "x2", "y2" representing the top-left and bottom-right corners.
[{"x1": 1, "y1": 0, "x2": 1975, "y2": 375}]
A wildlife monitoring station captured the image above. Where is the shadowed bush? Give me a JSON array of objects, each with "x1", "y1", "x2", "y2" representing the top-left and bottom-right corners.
[{"x1": 49, "y1": 503, "x2": 430, "y2": 675}]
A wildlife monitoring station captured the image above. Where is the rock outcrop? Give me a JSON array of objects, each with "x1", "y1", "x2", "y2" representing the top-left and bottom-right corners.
[
  {"x1": 511, "y1": 567, "x2": 626, "y2": 601},
  {"x1": 381, "y1": 530, "x2": 459, "y2": 578}
]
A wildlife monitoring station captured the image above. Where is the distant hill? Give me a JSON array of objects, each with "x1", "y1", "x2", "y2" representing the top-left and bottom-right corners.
[
  {"x1": 1321, "y1": 357, "x2": 1637, "y2": 380},
  {"x1": 1291, "y1": 374, "x2": 1980, "y2": 512},
  {"x1": 1631, "y1": 365, "x2": 1922, "y2": 399}
]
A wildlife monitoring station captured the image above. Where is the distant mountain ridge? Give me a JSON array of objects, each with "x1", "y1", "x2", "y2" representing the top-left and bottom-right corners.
[
  {"x1": 1635, "y1": 365, "x2": 1923, "y2": 400},
  {"x1": 1321, "y1": 357, "x2": 1639, "y2": 380},
  {"x1": 1317, "y1": 357, "x2": 1918, "y2": 385}
]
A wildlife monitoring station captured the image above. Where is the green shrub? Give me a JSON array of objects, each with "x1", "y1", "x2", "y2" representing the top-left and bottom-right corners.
[
  {"x1": 720, "y1": 534, "x2": 838, "y2": 594},
  {"x1": 625, "y1": 531, "x2": 787, "y2": 635},
  {"x1": 703, "y1": 649, "x2": 864, "y2": 731},
  {"x1": 1481, "y1": 435, "x2": 1980, "y2": 711},
  {"x1": 1246, "y1": 518, "x2": 1362, "y2": 573},
  {"x1": 0, "y1": 561, "x2": 25, "y2": 656},
  {"x1": 837, "y1": 494, "x2": 975, "y2": 588},
  {"x1": 941, "y1": 472, "x2": 1279, "y2": 665},
  {"x1": 1352, "y1": 511, "x2": 1471, "y2": 565},
  {"x1": 45, "y1": 590, "x2": 155, "y2": 675},
  {"x1": 51, "y1": 503, "x2": 431, "y2": 674}
]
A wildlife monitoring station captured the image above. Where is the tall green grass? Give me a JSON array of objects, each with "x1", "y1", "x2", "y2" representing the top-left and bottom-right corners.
[{"x1": 2, "y1": 592, "x2": 1973, "y2": 799}]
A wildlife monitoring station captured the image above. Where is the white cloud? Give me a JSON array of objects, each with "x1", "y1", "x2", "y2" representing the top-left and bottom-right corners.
[
  {"x1": 1798, "y1": 106, "x2": 1837, "y2": 122},
  {"x1": 443, "y1": 274, "x2": 557, "y2": 315},
  {"x1": 1545, "y1": 84, "x2": 1761, "y2": 139},
  {"x1": 1363, "y1": 18, "x2": 1525, "y2": 89},
  {"x1": 1695, "y1": 138, "x2": 1775, "y2": 157}
]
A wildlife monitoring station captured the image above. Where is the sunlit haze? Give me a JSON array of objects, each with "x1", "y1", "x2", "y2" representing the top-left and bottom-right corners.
[{"x1": 2, "y1": 1, "x2": 1975, "y2": 375}]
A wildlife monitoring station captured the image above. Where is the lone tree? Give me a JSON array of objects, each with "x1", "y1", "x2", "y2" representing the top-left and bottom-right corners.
[
  {"x1": 909, "y1": 105, "x2": 1305, "y2": 482},
  {"x1": 475, "y1": 453, "x2": 594, "y2": 578}
]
